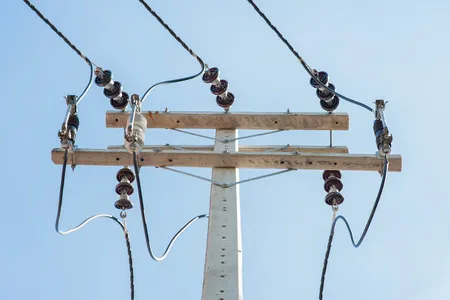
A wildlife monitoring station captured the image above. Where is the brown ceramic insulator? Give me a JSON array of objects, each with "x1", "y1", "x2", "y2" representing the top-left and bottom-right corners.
[
  {"x1": 324, "y1": 177, "x2": 343, "y2": 192},
  {"x1": 116, "y1": 167, "x2": 135, "y2": 183},
  {"x1": 115, "y1": 182, "x2": 134, "y2": 196},
  {"x1": 115, "y1": 198, "x2": 134, "y2": 210},
  {"x1": 202, "y1": 67, "x2": 219, "y2": 83},
  {"x1": 210, "y1": 80, "x2": 229, "y2": 95},
  {"x1": 216, "y1": 92, "x2": 235, "y2": 109},
  {"x1": 322, "y1": 170, "x2": 342, "y2": 181},
  {"x1": 325, "y1": 191, "x2": 344, "y2": 206},
  {"x1": 110, "y1": 92, "x2": 129, "y2": 110}
]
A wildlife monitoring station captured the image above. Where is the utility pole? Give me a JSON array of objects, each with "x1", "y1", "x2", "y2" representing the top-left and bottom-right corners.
[
  {"x1": 52, "y1": 109, "x2": 402, "y2": 300},
  {"x1": 202, "y1": 129, "x2": 243, "y2": 299}
]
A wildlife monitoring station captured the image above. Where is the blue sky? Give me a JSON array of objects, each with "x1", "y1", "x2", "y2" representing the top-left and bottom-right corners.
[{"x1": 2, "y1": 0, "x2": 450, "y2": 299}]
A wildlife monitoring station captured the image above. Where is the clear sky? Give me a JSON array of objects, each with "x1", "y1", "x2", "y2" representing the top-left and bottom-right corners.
[{"x1": 2, "y1": 0, "x2": 450, "y2": 299}]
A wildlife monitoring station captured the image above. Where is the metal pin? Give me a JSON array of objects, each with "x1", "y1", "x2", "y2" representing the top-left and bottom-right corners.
[{"x1": 329, "y1": 130, "x2": 333, "y2": 147}]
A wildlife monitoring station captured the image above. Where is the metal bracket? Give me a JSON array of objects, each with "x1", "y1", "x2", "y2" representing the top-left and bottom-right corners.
[
  {"x1": 377, "y1": 154, "x2": 389, "y2": 176},
  {"x1": 70, "y1": 145, "x2": 78, "y2": 171},
  {"x1": 59, "y1": 95, "x2": 78, "y2": 150},
  {"x1": 375, "y1": 99, "x2": 393, "y2": 155},
  {"x1": 170, "y1": 128, "x2": 286, "y2": 143},
  {"x1": 158, "y1": 166, "x2": 295, "y2": 188}
]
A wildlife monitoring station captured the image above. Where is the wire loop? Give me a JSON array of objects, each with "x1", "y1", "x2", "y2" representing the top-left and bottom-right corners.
[
  {"x1": 56, "y1": 150, "x2": 135, "y2": 300},
  {"x1": 319, "y1": 156, "x2": 389, "y2": 299},
  {"x1": 137, "y1": 0, "x2": 207, "y2": 104},
  {"x1": 132, "y1": 151, "x2": 208, "y2": 262}
]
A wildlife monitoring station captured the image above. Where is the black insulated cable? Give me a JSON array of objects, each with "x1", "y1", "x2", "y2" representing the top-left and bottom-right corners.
[
  {"x1": 137, "y1": 0, "x2": 203, "y2": 67},
  {"x1": 132, "y1": 151, "x2": 208, "y2": 261},
  {"x1": 123, "y1": 220, "x2": 135, "y2": 300},
  {"x1": 23, "y1": 0, "x2": 92, "y2": 65},
  {"x1": 136, "y1": 0, "x2": 206, "y2": 102},
  {"x1": 319, "y1": 156, "x2": 389, "y2": 299},
  {"x1": 245, "y1": 0, "x2": 374, "y2": 112},
  {"x1": 57, "y1": 150, "x2": 135, "y2": 300},
  {"x1": 22, "y1": 0, "x2": 94, "y2": 104}
]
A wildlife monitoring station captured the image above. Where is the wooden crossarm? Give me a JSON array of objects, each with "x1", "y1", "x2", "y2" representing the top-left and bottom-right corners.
[
  {"x1": 106, "y1": 111, "x2": 349, "y2": 130},
  {"x1": 107, "y1": 145, "x2": 349, "y2": 153},
  {"x1": 51, "y1": 148, "x2": 402, "y2": 172}
]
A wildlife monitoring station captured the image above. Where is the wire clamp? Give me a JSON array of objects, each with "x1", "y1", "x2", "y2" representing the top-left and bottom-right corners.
[
  {"x1": 70, "y1": 145, "x2": 78, "y2": 171},
  {"x1": 374, "y1": 99, "x2": 393, "y2": 157},
  {"x1": 58, "y1": 95, "x2": 79, "y2": 152}
]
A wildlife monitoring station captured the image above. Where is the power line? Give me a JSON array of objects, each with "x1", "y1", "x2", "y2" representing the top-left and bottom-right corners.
[
  {"x1": 136, "y1": 0, "x2": 206, "y2": 103},
  {"x1": 123, "y1": 220, "x2": 135, "y2": 300},
  {"x1": 245, "y1": 0, "x2": 374, "y2": 112},
  {"x1": 22, "y1": 0, "x2": 94, "y2": 104},
  {"x1": 22, "y1": 0, "x2": 93, "y2": 66},
  {"x1": 319, "y1": 156, "x2": 389, "y2": 299},
  {"x1": 137, "y1": 0, "x2": 204, "y2": 67}
]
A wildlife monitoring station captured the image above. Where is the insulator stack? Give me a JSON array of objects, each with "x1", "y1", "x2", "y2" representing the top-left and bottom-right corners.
[
  {"x1": 124, "y1": 94, "x2": 147, "y2": 154},
  {"x1": 95, "y1": 68, "x2": 129, "y2": 110},
  {"x1": 131, "y1": 112, "x2": 147, "y2": 149},
  {"x1": 322, "y1": 170, "x2": 344, "y2": 206},
  {"x1": 310, "y1": 70, "x2": 340, "y2": 112},
  {"x1": 202, "y1": 67, "x2": 235, "y2": 112},
  {"x1": 114, "y1": 167, "x2": 135, "y2": 210}
]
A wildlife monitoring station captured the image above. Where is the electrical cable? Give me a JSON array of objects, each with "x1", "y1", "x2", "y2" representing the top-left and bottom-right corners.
[
  {"x1": 123, "y1": 219, "x2": 135, "y2": 300},
  {"x1": 141, "y1": 64, "x2": 205, "y2": 103},
  {"x1": 319, "y1": 156, "x2": 389, "y2": 299},
  {"x1": 56, "y1": 150, "x2": 135, "y2": 300},
  {"x1": 245, "y1": 0, "x2": 374, "y2": 112},
  {"x1": 132, "y1": 151, "x2": 209, "y2": 261},
  {"x1": 56, "y1": 150, "x2": 125, "y2": 234},
  {"x1": 136, "y1": 0, "x2": 206, "y2": 103},
  {"x1": 22, "y1": 0, "x2": 94, "y2": 105}
]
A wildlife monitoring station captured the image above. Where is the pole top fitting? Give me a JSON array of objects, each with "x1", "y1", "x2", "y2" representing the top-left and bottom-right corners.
[
  {"x1": 375, "y1": 99, "x2": 386, "y2": 119},
  {"x1": 131, "y1": 94, "x2": 140, "y2": 103},
  {"x1": 65, "y1": 95, "x2": 77, "y2": 105},
  {"x1": 94, "y1": 67, "x2": 104, "y2": 77}
]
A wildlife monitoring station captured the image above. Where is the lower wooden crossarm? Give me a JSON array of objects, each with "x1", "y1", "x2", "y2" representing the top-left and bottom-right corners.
[{"x1": 51, "y1": 148, "x2": 402, "y2": 172}]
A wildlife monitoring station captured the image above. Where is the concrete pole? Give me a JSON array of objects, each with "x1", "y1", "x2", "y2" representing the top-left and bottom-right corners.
[{"x1": 202, "y1": 129, "x2": 243, "y2": 300}]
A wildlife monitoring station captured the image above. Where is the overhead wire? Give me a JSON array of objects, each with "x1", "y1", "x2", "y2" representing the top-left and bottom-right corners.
[
  {"x1": 245, "y1": 0, "x2": 374, "y2": 112},
  {"x1": 57, "y1": 150, "x2": 135, "y2": 300},
  {"x1": 22, "y1": 0, "x2": 94, "y2": 105},
  {"x1": 132, "y1": 151, "x2": 209, "y2": 261},
  {"x1": 319, "y1": 156, "x2": 389, "y2": 299},
  {"x1": 136, "y1": 0, "x2": 206, "y2": 103},
  {"x1": 123, "y1": 219, "x2": 135, "y2": 300}
]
